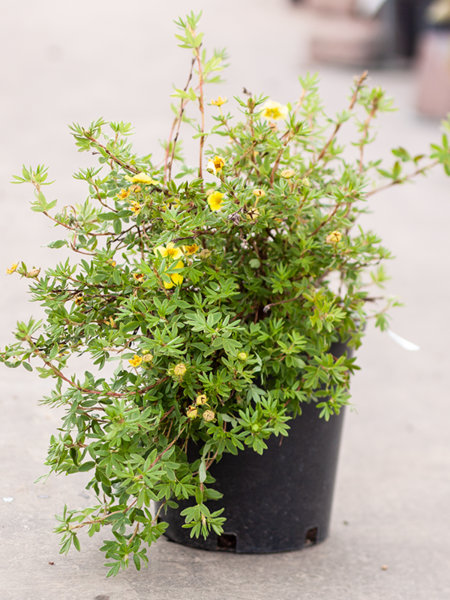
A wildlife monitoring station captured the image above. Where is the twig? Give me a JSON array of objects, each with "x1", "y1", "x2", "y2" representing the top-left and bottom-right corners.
[
  {"x1": 366, "y1": 159, "x2": 439, "y2": 197},
  {"x1": 304, "y1": 71, "x2": 368, "y2": 177},
  {"x1": 166, "y1": 58, "x2": 196, "y2": 182},
  {"x1": 263, "y1": 295, "x2": 303, "y2": 313},
  {"x1": 194, "y1": 46, "x2": 205, "y2": 179}
]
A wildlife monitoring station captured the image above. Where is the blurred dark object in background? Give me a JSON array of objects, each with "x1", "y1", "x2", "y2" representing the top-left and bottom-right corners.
[
  {"x1": 305, "y1": 0, "x2": 394, "y2": 66},
  {"x1": 394, "y1": 0, "x2": 432, "y2": 57},
  {"x1": 298, "y1": 0, "x2": 450, "y2": 117},
  {"x1": 303, "y1": 0, "x2": 434, "y2": 66}
]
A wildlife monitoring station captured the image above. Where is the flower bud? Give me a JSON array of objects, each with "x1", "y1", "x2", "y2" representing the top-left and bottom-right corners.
[
  {"x1": 143, "y1": 354, "x2": 153, "y2": 363},
  {"x1": 186, "y1": 405, "x2": 198, "y2": 419},
  {"x1": 280, "y1": 169, "x2": 296, "y2": 179},
  {"x1": 198, "y1": 249, "x2": 212, "y2": 260},
  {"x1": 203, "y1": 410, "x2": 215, "y2": 422},
  {"x1": 28, "y1": 268, "x2": 41, "y2": 278},
  {"x1": 237, "y1": 352, "x2": 248, "y2": 361},
  {"x1": 174, "y1": 363, "x2": 187, "y2": 377},
  {"x1": 196, "y1": 394, "x2": 208, "y2": 406},
  {"x1": 253, "y1": 189, "x2": 266, "y2": 198},
  {"x1": 326, "y1": 231, "x2": 342, "y2": 245},
  {"x1": 246, "y1": 207, "x2": 260, "y2": 221}
]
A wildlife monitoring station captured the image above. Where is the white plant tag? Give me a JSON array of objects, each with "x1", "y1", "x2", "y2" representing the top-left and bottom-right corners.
[
  {"x1": 356, "y1": 0, "x2": 387, "y2": 16},
  {"x1": 387, "y1": 328, "x2": 420, "y2": 351}
]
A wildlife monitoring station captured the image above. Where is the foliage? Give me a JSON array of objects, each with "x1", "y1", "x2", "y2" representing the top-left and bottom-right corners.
[{"x1": 2, "y1": 11, "x2": 449, "y2": 576}]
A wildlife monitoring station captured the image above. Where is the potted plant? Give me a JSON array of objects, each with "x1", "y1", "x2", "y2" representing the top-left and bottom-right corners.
[{"x1": 1, "y1": 11, "x2": 448, "y2": 577}]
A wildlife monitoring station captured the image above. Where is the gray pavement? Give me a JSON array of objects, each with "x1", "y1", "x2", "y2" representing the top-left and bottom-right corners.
[{"x1": 1, "y1": 1, "x2": 450, "y2": 598}]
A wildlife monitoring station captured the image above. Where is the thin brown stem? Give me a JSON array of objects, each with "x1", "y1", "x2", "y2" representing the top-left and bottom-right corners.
[
  {"x1": 194, "y1": 47, "x2": 205, "y2": 179},
  {"x1": 304, "y1": 71, "x2": 368, "y2": 177},
  {"x1": 166, "y1": 58, "x2": 196, "y2": 182}
]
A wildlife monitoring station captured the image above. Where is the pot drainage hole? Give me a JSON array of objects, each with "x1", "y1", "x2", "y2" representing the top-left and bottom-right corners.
[
  {"x1": 217, "y1": 533, "x2": 236, "y2": 551},
  {"x1": 305, "y1": 526, "x2": 318, "y2": 546}
]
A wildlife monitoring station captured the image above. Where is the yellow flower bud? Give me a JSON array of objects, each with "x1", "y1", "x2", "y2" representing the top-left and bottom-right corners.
[
  {"x1": 280, "y1": 169, "x2": 296, "y2": 179},
  {"x1": 186, "y1": 405, "x2": 198, "y2": 419},
  {"x1": 143, "y1": 354, "x2": 153, "y2": 363},
  {"x1": 302, "y1": 177, "x2": 310, "y2": 187},
  {"x1": 28, "y1": 268, "x2": 41, "y2": 278},
  {"x1": 246, "y1": 207, "x2": 260, "y2": 221},
  {"x1": 253, "y1": 189, "x2": 266, "y2": 198},
  {"x1": 174, "y1": 363, "x2": 187, "y2": 377},
  {"x1": 237, "y1": 352, "x2": 248, "y2": 361},
  {"x1": 198, "y1": 249, "x2": 212, "y2": 260},
  {"x1": 203, "y1": 410, "x2": 215, "y2": 422},
  {"x1": 196, "y1": 394, "x2": 208, "y2": 406},
  {"x1": 326, "y1": 231, "x2": 342, "y2": 245}
]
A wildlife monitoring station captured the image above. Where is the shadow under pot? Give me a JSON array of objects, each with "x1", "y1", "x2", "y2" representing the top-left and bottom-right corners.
[{"x1": 155, "y1": 340, "x2": 352, "y2": 553}]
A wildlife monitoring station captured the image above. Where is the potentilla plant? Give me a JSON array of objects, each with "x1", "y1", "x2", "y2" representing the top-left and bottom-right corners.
[{"x1": 2, "y1": 11, "x2": 449, "y2": 576}]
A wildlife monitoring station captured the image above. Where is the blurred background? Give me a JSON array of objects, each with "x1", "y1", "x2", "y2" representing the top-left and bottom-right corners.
[{"x1": 1, "y1": 1, "x2": 449, "y2": 599}]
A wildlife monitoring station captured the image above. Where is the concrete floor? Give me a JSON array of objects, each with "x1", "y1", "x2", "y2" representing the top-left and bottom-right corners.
[{"x1": 1, "y1": 1, "x2": 450, "y2": 598}]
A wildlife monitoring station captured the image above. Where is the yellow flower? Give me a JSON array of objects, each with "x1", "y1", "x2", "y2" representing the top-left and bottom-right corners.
[
  {"x1": 280, "y1": 169, "x2": 296, "y2": 179},
  {"x1": 326, "y1": 231, "x2": 342, "y2": 245},
  {"x1": 129, "y1": 355, "x2": 142, "y2": 368},
  {"x1": 213, "y1": 156, "x2": 225, "y2": 172},
  {"x1": 133, "y1": 273, "x2": 145, "y2": 283},
  {"x1": 207, "y1": 191, "x2": 224, "y2": 212},
  {"x1": 238, "y1": 352, "x2": 248, "y2": 361},
  {"x1": 163, "y1": 260, "x2": 184, "y2": 289},
  {"x1": 6, "y1": 262, "x2": 18, "y2": 275},
  {"x1": 107, "y1": 259, "x2": 116, "y2": 267},
  {"x1": 129, "y1": 184, "x2": 142, "y2": 193},
  {"x1": 203, "y1": 410, "x2": 215, "y2": 422},
  {"x1": 109, "y1": 316, "x2": 116, "y2": 328},
  {"x1": 186, "y1": 405, "x2": 198, "y2": 419},
  {"x1": 117, "y1": 189, "x2": 130, "y2": 200},
  {"x1": 153, "y1": 242, "x2": 184, "y2": 261},
  {"x1": 74, "y1": 294, "x2": 84, "y2": 306},
  {"x1": 196, "y1": 394, "x2": 208, "y2": 406},
  {"x1": 183, "y1": 244, "x2": 199, "y2": 256},
  {"x1": 207, "y1": 156, "x2": 226, "y2": 176},
  {"x1": 143, "y1": 353, "x2": 153, "y2": 363},
  {"x1": 253, "y1": 189, "x2": 266, "y2": 198},
  {"x1": 174, "y1": 363, "x2": 187, "y2": 377},
  {"x1": 125, "y1": 173, "x2": 159, "y2": 185},
  {"x1": 211, "y1": 96, "x2": 227, "y2": 107},
  {"x1": 261, "y1": 100, "x2": 288, "y2": 121},
  {"x1": 130, "y1": 201, "x2": 141, "y2": 215}
]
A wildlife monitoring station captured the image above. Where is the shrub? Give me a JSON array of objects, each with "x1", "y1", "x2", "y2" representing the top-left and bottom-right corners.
[{"x1": 2, "y1": 11, "x2": 449, "y2": 577}]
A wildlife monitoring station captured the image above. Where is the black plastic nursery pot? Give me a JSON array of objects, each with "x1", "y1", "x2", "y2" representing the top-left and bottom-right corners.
[{"x1": 156, "y1": 341, "x2": 351, "y2": 554}]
